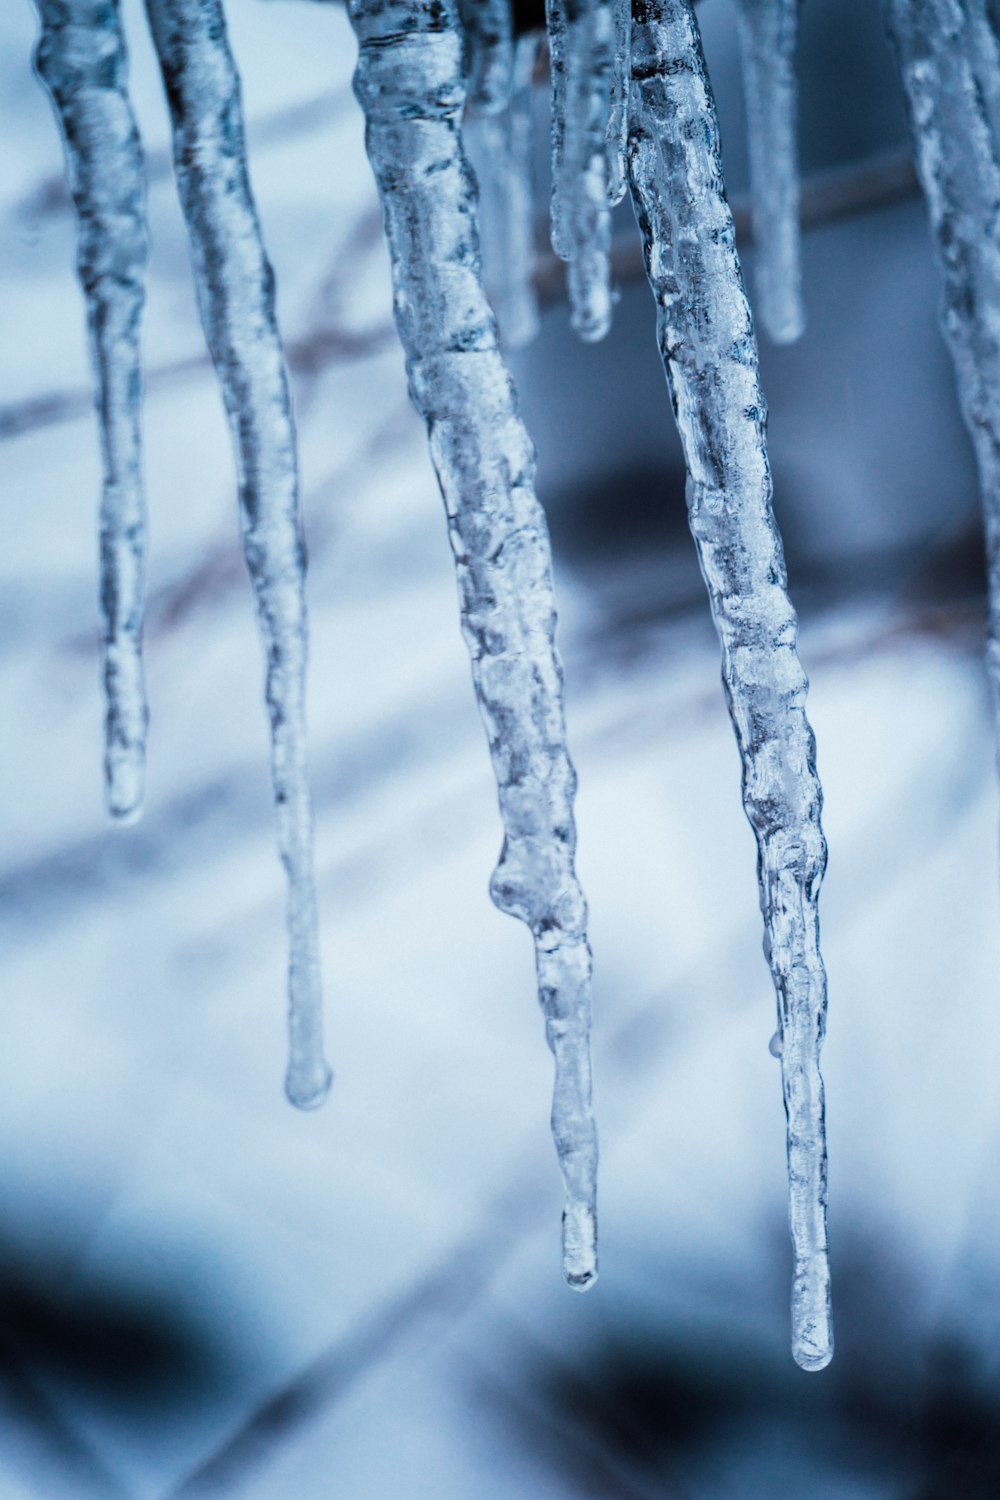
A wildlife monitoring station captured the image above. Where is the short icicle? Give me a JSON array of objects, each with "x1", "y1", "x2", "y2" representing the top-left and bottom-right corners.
[
  {"x1": 143, "y1": 0, "x2": 330, "y2": 1110},
  {"x1": 884, "y1": 0, "x2": 1000, "y2": 741},
  {"x1": 349, "y1": 0, "x2": 598, "y2": 1288},
  {"x1": 34, "y1": 0, "x2": 150, "y2": 824},
  {"x1": 627, "y1": 0, "x2": 832, "y2": 1369},
  {"x1": 607, "y1": 0, "x2": 631, "y2": 206},
  {"x1": 468, "y1": 32, "x2": 542, "y2": 349},
  {"x1": 545, "y1": 0, "x2": 617, "y2": 341},
  {"x1": 459, "y1": 0, "x2": 514, "y2": 115},
  {"x1": 733, "y1": 0, "x2": 805, "y2": 344}
]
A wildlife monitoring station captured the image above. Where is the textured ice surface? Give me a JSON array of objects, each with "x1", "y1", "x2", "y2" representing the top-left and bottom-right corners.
[
  {"x1": 349, "y1": 0, "x2": 598, "y2": 1288},
  {"x1": 545, "y1": 0, "x2": 616, "y2": 341},
  {"x1": 627, "y1": 0, "x2": 832, "y2": 1369},
  {"x1": 144, "y1": 0, "x2": 330, "y2": 1110},
  {"x1": 34, "y1": 0, "x2": 149, "y2": 823},
  {"x1": 734, "y1": 0, "x2": 804, "y2": 344},
  {"x1": 885, "y1": 0, "x2": 1000, "y2": 733}
]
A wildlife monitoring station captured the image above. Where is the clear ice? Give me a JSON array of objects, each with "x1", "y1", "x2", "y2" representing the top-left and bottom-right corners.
[
  {"x1": 144, "y1": 0, "x2": 331, "y2": 1109},
  {"x1": 349, "y1": 0, "x2": 599, "y2": 1288},
  {"x1": 34, "y1": 0, "x2": 150, "y2": 824},
  {"x1": 734, "y1": 0, "x2": 805, "y2": 344},
  {"x1": 467, "y1": 33, "x2": 542, "y2": 349},
  {"x1": 627, "y1": 0, "x2": 832, "y2": 1369},
  {"x1": 459, "y1": 0, "x2": 514, "y2": 114},
  {"x1": 545, "y1": 0, "x2": 617, "y2": 341},
  {"x1": 885, "y1": 0, "x2": 1000, "y2": 732}
]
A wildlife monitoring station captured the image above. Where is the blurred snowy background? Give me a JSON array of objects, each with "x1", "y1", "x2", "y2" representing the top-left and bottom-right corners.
[{"x1": 3, "y1": 0, "x2": 1000, "y2": 1495}]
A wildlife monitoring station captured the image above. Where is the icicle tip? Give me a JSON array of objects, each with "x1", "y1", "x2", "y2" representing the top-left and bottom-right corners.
[
  {"x1": 562, "y1": 1200, "x2": 598, "y2": 1292},
  {"x1": 284, "y1": 1061, "x2": 333, "y2": 1112},
  {"x1": 106, "y1": 750, "x2": 145, "y2": 827}
]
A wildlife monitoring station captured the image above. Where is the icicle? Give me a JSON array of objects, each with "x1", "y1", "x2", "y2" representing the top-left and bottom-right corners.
[
  {"x1": 884, "y1": 0, "x2": 1000, "y2": 745},
  {"x1": 143, "y1": 0, "x2": 330, "y2": 1110},
  {"x1": 733, "y1": 0, "x2": 805, "y2": 345},
  {"x1": 627, "y1": 0, "x2": 832, "y2": 1370},
  {"x1": 349, "y1": 0, "x2": 598, "y2": 1288},
  {"x1": 459, "y1": 0, "x2": 514, "y2": 115},
  {"x1": 33, "y1": 0, "x2": 149, "y2": 824},
  {"x1": 468, "y1": 33, "x2": 542, "y2": 348},
  {"x1": 546, "y1": 0, "x2": 616, "y2": 341},
  {"x1": 607, "y1": 0, "x2": 631, "y2": 206}
]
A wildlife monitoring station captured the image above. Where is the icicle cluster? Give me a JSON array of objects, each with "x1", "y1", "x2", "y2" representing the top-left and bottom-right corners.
[
  {"x1": 884, "y1": 0, "x2": 1000, "y2": 731},
  {"x1": 627, "y1": 0, "x2": 832, "y2": 1371},
  {"x1": 34, "y1": 0, "x2": 150, "y2": 824},
  {"x1": 349, "y1": 0, "x2": 599, "y2": 1290},
  {"x1": 34, "y1": 0, "x2": 330, "y2": 1109}
]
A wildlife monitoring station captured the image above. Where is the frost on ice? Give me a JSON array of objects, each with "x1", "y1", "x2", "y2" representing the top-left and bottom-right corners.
[
  {"x1": 885, "y1": 0, "x2": 1000, "y2": 731},
  {"x1": 142, "y1": 0, "x2": 331, "y2": 1110},
  {"x1": 627, "y1": 0, "x2": 832, "y2": 1370},
  {"x1": 734, "y1": 0, "x2": 805, "y2": 344},
  {"x1": 34, "y1": 0, "x2": 150, "y2": 824},
  {"x1": 349, "y1": 0, "x2": 599, "y2": 1289}
]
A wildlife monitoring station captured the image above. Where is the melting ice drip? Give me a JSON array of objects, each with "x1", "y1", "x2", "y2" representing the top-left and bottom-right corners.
[{"x1": 34, "y1": 0, "x2": 332, "y2": 1111}]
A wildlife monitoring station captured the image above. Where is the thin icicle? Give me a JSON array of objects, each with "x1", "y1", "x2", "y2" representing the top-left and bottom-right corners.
[
  {"x1": 627, "y1": 0, "x2": 832, "y2": 1370},
  {"x1": 143, "y1": 0, "x2": 330, "y2": 1110},
  {"x1": 733, "y1": 0, "x2": 805, "y2": 344},
  {"x1": 34, "y1": 0, "x2": 149, "y2": 824},
  {"x1": 468, "y1": 33, "x2": 542, "y2": 348},
  {"x1": 607, "y1": 0, "x2": 631, "y2": 206},
  {"x1": 459, "y1": 0, "x2": 514, "y2": 115},
  {"x1": 546, "y1": 0, "x2": 616, "y2": 340},
  {"x1": 349, "y1": 0, "x2": 598, "y2": 1289},
  {"x1": 884, "y1": 0, "x2": 1000, "y2": 739}
]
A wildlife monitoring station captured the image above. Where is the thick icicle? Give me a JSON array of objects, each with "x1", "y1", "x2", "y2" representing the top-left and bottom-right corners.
[
  {"x1": 459, "y1": 0, "x2": 514, "y2": 115},
  {"x1": 349, "y1": 0, "x2": 598, "y2": 1288},
  {"x1": 468, "y1": 33, "x2": 542, "y2": 348},
  {"x1": 628, "y1": 0, "x2": 832, "y2": 1370},
  {"x1": 143, "y1": 0, "x2": 330, "y2": 1110},
  {"x1": 733, "y1": 0, "x2": 804, "y2": 344},
  {"x1": 885, "y1": 0, "x2": 1000, "y2": 736},
  {"x1": 546, "y1": 0, "x2": 616, "y2": 340},
  {"x1": 34, "y1": 0, "x2": 149, "y2": 824}
]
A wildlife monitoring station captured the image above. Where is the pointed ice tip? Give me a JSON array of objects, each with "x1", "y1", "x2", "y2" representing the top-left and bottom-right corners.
[{"x1": 285, "y1": 1063, "x2": 333, "y2": 1112}]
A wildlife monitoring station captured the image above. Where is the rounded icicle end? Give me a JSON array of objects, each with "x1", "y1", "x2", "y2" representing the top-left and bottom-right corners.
[
  {"x1": 284, "y1": 1062, "x2": 333, "y2": 1112},
  {"x1": 106, "y1": 750, "x2": 145, "y2": 827},
  {"x1": 562, "y1": 1200, "x2": 598, "y2": 1292}
]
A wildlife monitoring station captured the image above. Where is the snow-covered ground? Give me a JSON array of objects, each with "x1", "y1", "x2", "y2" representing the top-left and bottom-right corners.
[{"x1": 2, "y1": 1, "x2": 1000, "y2": 1496}]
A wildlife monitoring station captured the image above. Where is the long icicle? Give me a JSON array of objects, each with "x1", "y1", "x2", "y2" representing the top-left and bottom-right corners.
[
  {"x1": 34, "y1": 0, "x2": 149, "y2": 824},
  {"x1": 349, "y1": 0, "x2": 598, "y2": 1288},
  {"x1": 546, "y1": 0, "x2": 617, "y2": 340},
  {"x1": 884, "y1": 0, "x2": 1000, "y2": 738},
  {"x1": 628, "y1": 0, "x2": 832, "y2": 1369},
  {"x1": 733, "y1": 0, "x2": 805, "y2": 345},
  {"x1": 143, "y1": 0, "x2": 331, "y2": 1110}
]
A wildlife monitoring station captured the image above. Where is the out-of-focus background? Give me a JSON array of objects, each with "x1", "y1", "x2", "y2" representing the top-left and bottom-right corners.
[{"x1": 3, "y1": 0, "x2": 1000, "y2": 1494}]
